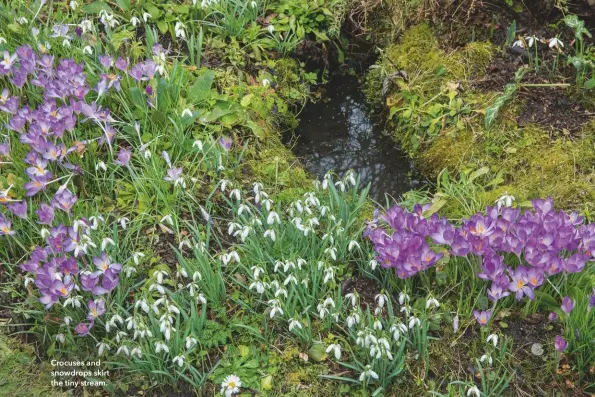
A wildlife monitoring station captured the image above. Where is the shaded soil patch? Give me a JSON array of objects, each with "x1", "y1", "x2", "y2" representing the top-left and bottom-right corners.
[
  {"x1": 472, "y1": 51, "x2": 595, "y2": 133},
  {"x1": 341, "y1": 275, "x2": 382, "y2": 310},
  {"x1": 516, "y1": 86, "x2": 594, "y2": 132}
]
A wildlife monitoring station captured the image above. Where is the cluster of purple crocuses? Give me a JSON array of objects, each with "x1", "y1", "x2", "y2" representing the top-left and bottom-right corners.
[
  {"x1": 365, "y1": 198, "x2": 595, "y2": 349},
  {"x1": 0, "y1": 44, "x2": 160, "y2": 336}
]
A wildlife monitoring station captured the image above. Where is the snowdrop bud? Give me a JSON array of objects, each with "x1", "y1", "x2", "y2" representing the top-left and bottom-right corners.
[
  {"x1": 262, "y1": 78, "x2": 270, "y2": 87},
  {"x1": 56, "y1": 333, "x2": 65, "y2": 344},
  {"x1": 487, "y1": 334, "x2": 498, "y2": 347},
  {"x1": 267, "y1": 25, "x2": 275, "y2": 34}
]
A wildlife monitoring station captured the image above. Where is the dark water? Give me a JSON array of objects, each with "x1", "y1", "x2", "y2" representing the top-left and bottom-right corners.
[{"x1": 287, "y1": 74, "x2": 418, "y2": 202}]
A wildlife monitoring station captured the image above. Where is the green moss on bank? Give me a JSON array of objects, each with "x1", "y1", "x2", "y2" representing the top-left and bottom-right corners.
[
  {"x1": 366, "y1": 24, "x2": 595, "y2": 215},
  {"x1": 0, "y1": 334, "x2": 65, "y2": 397}
]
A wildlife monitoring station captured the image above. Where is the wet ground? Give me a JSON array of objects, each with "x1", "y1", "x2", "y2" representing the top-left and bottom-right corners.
[{"x1": 286, "y1": 73, "x2": 420, "y2": 203}]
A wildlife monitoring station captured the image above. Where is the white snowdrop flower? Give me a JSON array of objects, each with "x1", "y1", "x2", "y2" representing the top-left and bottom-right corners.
[
  {"x1": 97, "y1": 342, "x2": 111, "y2": 356},
  {"x1": 262, "y1": 198, "x2": 274, "y2": 211},
  {"x1": 82, "y1": 46, "x2": 93, "y2": 55},
  {"x1": 192, "y1": 140, "x2": 204, "y2": 152},
  {"x1": 324, "y1": 247, "x2": 337, "y2": 261},
  {"x1": 229, "y1": 189, "x2": 241, "y2": 200},
  {"x1": 264, "y1": 229, "x2": 276, "y2": 241},
  {"x1": 480, "y1": 354, "x2": 493, "y2": 366},
  {"x1": 249, "y1": 280, "x2": 265, "y2": 294},
  {"x1": 250, "y1": 0, "x2": 257, "y2": 7},
  {"x1": 56, "y1": 333, "x2": 65, "y2": 344},
  {"x1": 116, "y1": 345, "x2": 130, "y2": 356},
  {"x1": 69, "y1": 0, "x2": 79, "y2": 9},
  {"x1": 317, "y1": 304, "x2": 328, "y2": 319},
  {"x1": 130, "y1": 16, "x2": 141, "y2": 27},
  {"x1": 525, "y1": 35, "x2": 537, "y2": 48},
  {"x1": 269, "y1": 303, "x2": 283, "y2": 319},
  {"x1": 348, "y1": 240, "x2": 360, "y2": 252},
  {"x1": 359, "y1": 365, "x2": 379, "y2": 381},
  {"x1": 495, "y1": 193, "x2": 515, "y2": 210},
  {"x1": 368, "y1": 259, "x2": 378, "y2": 271},
  {"x1": 0, "y1": 37, "x2": 6, "y2": 45},
  {"x1": 453, "y1": 314, "x2": 460, "y2": 332},
  {"x1": 155, "y1": 341, "x2": 169, "y2": 354},
  {"x1": 173, "y1": 354, "x2": 185, "y2": 367},
  {"x1": 40, "y1": 228, "x2": 50, "y2": 239},
  {"x1": 345, "y1": 292, "x2": 358, "y2": 307},
  {"x1": 487, "y1": 334, "x2": 498, "y2": 347},
  {"x1": 288, "y1": 318, "x2": 302, "y2": 331},
  {"x1": 323, "y1": 267, "x2": 335, "y2": 284},
  {"x1": 24, "y1": 276, "x2": 34, "y2": 287},
  {"x1": 117, "y1": 217, "x2": 129, "y2": 229},
  {"x1": 130, "y1": 347, "x2": 142, "y2": 358},
  {"x1": 467, "y1": 385, "x2": 480, "y2": 397},
  {"x1": 132, "y1": 252, "x2": 145, "y2": 265},
  {"x1": 373, "y1": 319, "x2": 383, "y2": 330},
  {"x1": 219, "y1": 178, "x2": 230, "y2": 192},
  {"x1": 262, "y1": 78, "x2": 270, "y2": 87},
  {"x1": 512, "y1": 39, "x2": 525, "y2": 49},
  {"x1": 323, "y1": 297, "x2": 335, "y2": 308},
  {"x1": 398, "y1": 292, "x2": 410, "y2": 305},
  {"x1": 334, "y1": 180, "x2": 346, "y2": 192},
  {"x1": 237, "y1": 204, "x2": 250, "y2": 216},
  {"x1": 174, "y1": 22, "x2": 187, "y2": 39},
  {"x1": 95, "y1": 161, "x2": 107, "y2": 171},
  {"x1": 283, "y1": 274, "x2": 298, "y2": 286},
  {"x1": 345, "y1": 170, "x2": 357, "y2": 186},
  {"x1": 296, "y1": 258, "x2": 306, "y2": 269},
  {"x1": 62, "y1": 39, "x2": 71, "y2": 48},
  {"x1": 346, "y1": 311, "x2": 360, "y2": 328},
  {"x1": 186, "y1": 336, "x2": 198, "y2": 349},
  {"x1": 375, "y1": 293, "x2": 388, "y2": 308},
  {"x1": 548, "y1": 37, "x2": 564, "y2": 50},
  {"x1": 326, "y1": 343, "x2": 341, "y2": 360},
  {"x1": 63, "y1": 316, "x2": 72, "y2": 325},
  {"x1": 159, "y1": 214, "x2": 173, "y2": 227},
  {"x1": 142, "y1": 12, "x2": 151, "y2": 22},
  {"x1": 79, "y1": 19, "x2": 93, "y2": 33},
  {"x1": 400, "y1": 305, "x2": 410, "y2": 317},
  {"x1": 101, "y1": 237, "x2": 115, "y2": 251},
  {"x1": 267, "y1": 211, "x2": 280, "y2": 225},
  {"x1": 426, "y1": 297, "x2": 440, "y2": 309},
  {"x1": 275, "y1": 288, "x2": 287, "y2": 298},
  {"x1": 267, "y1": 25, "x2": 275, "y2": 34},
  {"x1": 17, "y1": 17, "x2": 28, "y2": 25},
  {"x1": 408, "y1": 316, "x2": 420, "y2": 329},
  {"x1": 390, "y1": 322, "x2": 407, "y2": 341},
  {"x1": 154, "y1": 270, "x2": 168, "y2": 284}
]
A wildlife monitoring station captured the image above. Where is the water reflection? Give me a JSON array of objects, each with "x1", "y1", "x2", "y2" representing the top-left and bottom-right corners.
[{"x1": 287, "y1": 74, "x2": 418, "y2": 202}]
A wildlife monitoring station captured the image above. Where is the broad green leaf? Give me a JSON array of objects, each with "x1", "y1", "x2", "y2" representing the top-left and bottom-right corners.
[
  {"x1": 83, "y1": 1, "x2": 112, "y2": 13},
  {"x1": 188, "y1": 70, "x2": 215, "y2": 103}
]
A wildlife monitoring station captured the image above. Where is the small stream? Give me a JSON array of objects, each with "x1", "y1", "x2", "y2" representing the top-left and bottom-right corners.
[{"x1": 286, "y1": 74, "x2": 419, "y2": 202}]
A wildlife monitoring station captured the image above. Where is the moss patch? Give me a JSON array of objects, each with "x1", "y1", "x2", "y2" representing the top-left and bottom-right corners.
[
  {"x1": 366, "y1": 24, "x2": 595, "y2": 215},
  {"x1": 0, "y1": 334, "x2": 65, "y2": 397}
]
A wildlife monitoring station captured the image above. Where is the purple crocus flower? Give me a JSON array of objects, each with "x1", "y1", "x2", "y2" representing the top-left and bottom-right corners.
[
  {"x1": 145, "y1": 85, "x2": 153, "y2": 96},
  {"x1": 164, "y1": 167, "x2": 183, "y2": 183},
  {"x1": 87, "y1": 298, "x2": 106, "y2": 320},
  {"x1": 7, "y1": 200, "x2": 27, "y2": 219},
  {"x1": 561, "y1": 296, "x2": 575, "y2": 314},
  {"x1": 52, "y1": 188, "x2": 77, "y2": 213},
  {"x1": 80, "y1": 271, "x2": 101, "y2": 292},
  {"x1": 114, "y1": 148, "x2": 131, "y2": 166},
  {"x1": 473, "y1": 310, "x2": 492, "y2": 326},
  {"x1": 554, "y1": 335, "x2": 568, "y2": 352},
  {"x1": 75, "y1": 321, "x2": 94, "y2": 336},
  {"x1": 0, "y1": 214, "x2": 15, "y2": 236},
  {"x1": 219, "y1": 136, "x2": 232, "y2": 151},
  {"x1": 98, "y1": 55, "x2": 113, "y2": 69},
  {"x1": 92, "y1": 252, "x2": 122, "y2": 274},
  {"x1": 548, "y1": 312, "x2": 558, "y2": 322},
  {"x1": 115, "y1": 57, "x2": 128, "y2": 71},
  {"x1": 24, "y1": 175, "x2": 50, "y2": 197},
  {"x1": 588, "y1": 288, "x2": 595, "y2": 312}
]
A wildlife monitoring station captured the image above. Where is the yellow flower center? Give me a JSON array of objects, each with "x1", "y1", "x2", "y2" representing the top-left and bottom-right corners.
[
  {"x1": 516, "y1": 279, "x2": 524, "y2": 289},
  {"x1": 1, "y1": 226, "x2": 9, "y2": 233}
]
